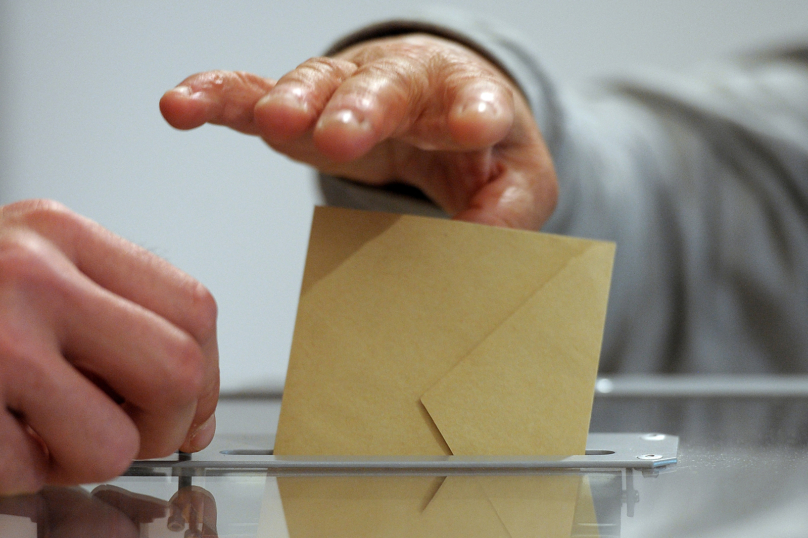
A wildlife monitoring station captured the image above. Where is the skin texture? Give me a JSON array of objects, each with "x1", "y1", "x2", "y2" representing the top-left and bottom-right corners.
[
  {"x1": 0, "y1": 200, "x2": 219, "y2": 495},
  {"x1": 160, "y1": 34, "x2": 558, "y2": 230}
]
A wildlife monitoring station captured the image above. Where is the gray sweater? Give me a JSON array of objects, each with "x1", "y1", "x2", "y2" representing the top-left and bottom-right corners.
[{"x1": 319, "y1": 9, "x2": 808, "y2": 375}]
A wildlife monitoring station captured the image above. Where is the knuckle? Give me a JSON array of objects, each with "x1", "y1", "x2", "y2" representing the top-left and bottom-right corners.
[
  {"x1": 191, "y1": 70, "x2": 228, "y2": 92},
  {"x1": 339, "y1": 35, "x2": 511, "y2": 111},
  {"x1": 2, "y1": 199, "x2": 76, "y2": 229},
  {"x1": 1, "y1": 199, "x2": 85, "y2": 258},
  {"x1": 436, "y1": 56, "x2": 507, "y2": 95},
  {"x1": 359, "y1": 56, "x2": 428, "y2": 89},
  {"x1": 0, "y1": 230, "x2": 63, "y2": 292},
  {"x1": 217, "y1": 71, "x2": 267, "y2": 129},
  {"x1": 338, "y1": 57, "x2": 429, "y2": 124},
  {"x1": 356, "y1": 56, "x2": 428, "y2": 98},
  {"x1": 291, "y1": 56, "x2": 356, "y2": 87}
]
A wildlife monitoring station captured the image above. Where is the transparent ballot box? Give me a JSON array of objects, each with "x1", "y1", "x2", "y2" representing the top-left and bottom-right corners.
[
  {"x1": 0, "y1": 430, "x2": 676, "y2": 538},
  {"x1": 6, "y1": 375, "x2": 808, "y2": 537}
]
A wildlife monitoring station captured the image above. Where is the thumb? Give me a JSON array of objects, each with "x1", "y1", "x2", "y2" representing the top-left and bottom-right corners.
[{"x1": 453, "y1": 148, "x2": 558, "y2": 230}]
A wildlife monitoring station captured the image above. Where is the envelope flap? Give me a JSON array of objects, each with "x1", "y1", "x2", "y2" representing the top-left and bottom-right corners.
[{"x1": 420, "y1": 242, "x2": 615, "y2": 456}]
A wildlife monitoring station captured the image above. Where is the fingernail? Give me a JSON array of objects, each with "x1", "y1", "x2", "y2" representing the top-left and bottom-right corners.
[
  {"x1": 317, "y1": 109, "x2": 370, "y2": 131},
  {"x1": 459, "y1": 90, "x2": 499, "y2": 116},
  {"x1": 189, "y1": 414, "x2": 216, "y2": 451},
  {"x1": 171, "y1": 85, "x2": 192, "y2": 97}
]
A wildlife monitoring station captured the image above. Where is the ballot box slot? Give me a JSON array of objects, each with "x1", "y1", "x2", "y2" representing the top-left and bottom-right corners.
[{"x1": 127, "y1": 432, "x2": 678, "y2": 473}]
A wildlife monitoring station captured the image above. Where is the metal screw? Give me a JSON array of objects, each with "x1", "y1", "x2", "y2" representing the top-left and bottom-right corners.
[
  {"x1": 595, "y1": 378, "x2": 614, "y2": 394},
  {"x1": 637, "y1": 454, "x2": 663, "y2": 460},
  {"x1": 167, "y1": 506, "x2": 185, "y2": 532},
  {"x1": 641, "y1": 433, "x2": 666, "y2": 441}
]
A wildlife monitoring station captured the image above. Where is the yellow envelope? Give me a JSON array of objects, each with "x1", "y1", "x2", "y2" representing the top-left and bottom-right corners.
[{"x1": 274, "y1": 206, "x2": 615, "y2": 457}]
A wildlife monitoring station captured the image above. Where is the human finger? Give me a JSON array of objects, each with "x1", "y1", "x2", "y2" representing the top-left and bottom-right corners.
[
  {"x1": 1, "y1": 200, "x2": 219, "y2": 453},
  {"x1": 350, "y1": 45, "x2": 515, "y2": 151},
  {"x1": 453, "y1": 142, "x2": 558, "y2": 229},
  {"x1": 0, "y1": 232, "x2": 141, "y2": 488},
  {"x1": 0, "y1": 408, "x2": 49, "y2": 494},
  {"x1": 160, "y1": 71, "x2": 276, "y2": 134},
  {"x1": 56, "y1": 274, "x2": 205, "y2": 460},
  {"x1": 253, "y1": 56, "x2": 358, "y2": 144},
  {"x1": 2, "y1": 348, "x2": 141, "y2": 487},
  {"x1": 311, "y1": 34, "x2": 515, "y2": 162},
  {"x1": 0, "y1": 233, "x2": 207, "y2": 485}
]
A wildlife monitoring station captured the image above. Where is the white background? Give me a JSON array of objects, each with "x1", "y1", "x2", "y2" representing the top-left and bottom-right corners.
[{"x1": 2, "y1": 1, "x2": 807, "y2": 393}]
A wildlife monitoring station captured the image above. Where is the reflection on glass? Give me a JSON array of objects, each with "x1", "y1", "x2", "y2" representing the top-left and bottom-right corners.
[
  {"x1": 259, "y1": 475, "x2": 600, "y2": 538},
  {"x1": 0, "y1": 473, "x2": 626, "y2": 537},
  {"x1": 0, "y1": 483, "x2": 218, "y2": 537}
]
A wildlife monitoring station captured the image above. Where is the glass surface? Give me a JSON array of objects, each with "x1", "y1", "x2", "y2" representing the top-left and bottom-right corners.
[
  {"x1": 0, "y1": 470, "x2": 629, "y2": 537},
  {"x1": 3, "y1": 389, "x2": 808, "y2": 537},
  {"x1": 0, "y1": 472, "x2": 267, "y2": 538},
  {"x1": 591, "y1": 393, "x2": 808, "y2": 537}
]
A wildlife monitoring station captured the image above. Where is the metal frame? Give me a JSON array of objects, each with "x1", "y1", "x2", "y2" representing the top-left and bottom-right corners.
[
  {"x1": 594, "y1": 375, "x2": 808, "y2": 398},
  {"x1": 127, "y1": 432, "x2": 678, "y2": 475}
]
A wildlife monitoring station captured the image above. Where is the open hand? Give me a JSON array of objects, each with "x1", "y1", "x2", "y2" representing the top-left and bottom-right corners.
[{"x1": 160, "y1": 34, "x2": 557, "y2": 229}]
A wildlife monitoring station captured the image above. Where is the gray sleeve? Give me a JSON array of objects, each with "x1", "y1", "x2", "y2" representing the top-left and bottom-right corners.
[{"x1": 319, "y1": 11, "x2": 808, "y2": 375}]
